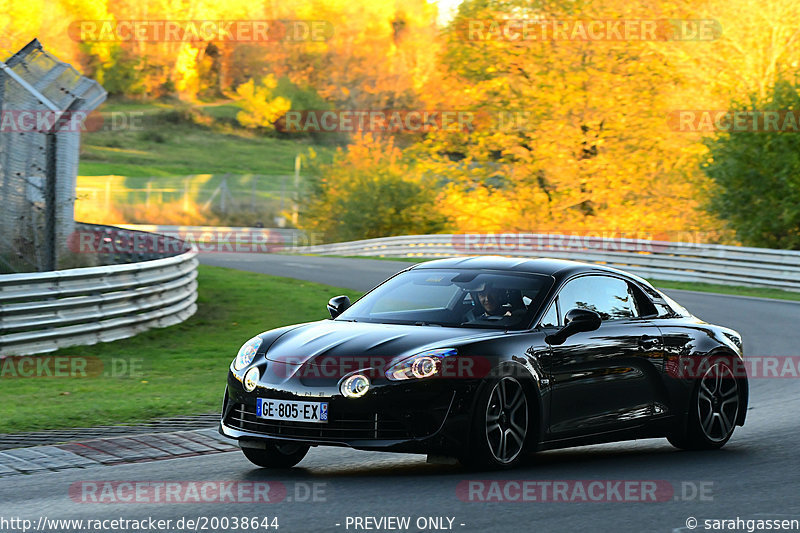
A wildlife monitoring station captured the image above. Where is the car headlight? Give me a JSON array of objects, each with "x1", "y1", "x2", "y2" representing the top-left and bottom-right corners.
[
  {"x1": 723, "y1": 331, "x2": 743, "y2": 351},
  {"x1": 233, "y1": 337, "x2": 262, "y2": 371},
  {"x1": 341, "y1": 374, "x2": 370, "y2": 398},
  {"x1": 385, "y1": 348, "x2": 458, "y2": 381},
  {"x1": 243, "y1": 367, "x2": 260, "y2": 392}
]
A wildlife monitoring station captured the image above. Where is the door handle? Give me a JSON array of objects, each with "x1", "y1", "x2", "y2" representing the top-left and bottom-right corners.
[{"x1": 638, "y1": 336, "x2": 660, "y2": 350}]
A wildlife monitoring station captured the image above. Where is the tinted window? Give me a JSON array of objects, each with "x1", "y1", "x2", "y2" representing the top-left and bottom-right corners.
[
  {"x1": 371, "y1": 283, "x2": 461, "y2": 313},
  {"x1": 557, "y1": 275, "x2": 636, "y2": 321},
  {"x1": 540, "y1": 302, "x2": 559, "y2": 327},
  {"x1": 656, "y1": 290, "x2": 692, "y2": 317},
  {"x1": 337, "y1": 269, "x2": 553, "y2": 329},
  {"x1": 627, "y1": 282, "x2": 658, "y2": 316}
]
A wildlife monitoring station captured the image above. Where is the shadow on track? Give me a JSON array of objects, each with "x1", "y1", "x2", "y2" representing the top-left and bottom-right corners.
[{"x1": 234, "y1": 437, "x2": 755, "y2": 480}]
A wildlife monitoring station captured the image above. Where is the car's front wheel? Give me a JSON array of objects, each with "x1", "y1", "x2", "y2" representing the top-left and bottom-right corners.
[
  {"x1": 241, "y1": 442, "x2": 310, "y2": 468},
  {"x1": 462, "y1": 374, "x2": 531, "y2": 469},
  {"x1": 669, "y1": 359, "x2": 741, "y2": 450}
]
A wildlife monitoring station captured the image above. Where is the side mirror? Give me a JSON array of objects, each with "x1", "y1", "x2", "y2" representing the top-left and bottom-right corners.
[
  {"x1": 327, "y1": 295, "x2": 351, "y2": 319},
  {"x1": 545, "y1": 308, "x2": 601, "y2": 345}
]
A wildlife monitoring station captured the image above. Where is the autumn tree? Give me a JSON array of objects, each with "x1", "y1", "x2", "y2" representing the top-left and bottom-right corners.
[
  {"x1": 300, "y1": 134, "x2": 447, "y2": 242},
  {"x1": 235, "y1": 75, "x2": 292, "y2": 131},
  {"x1": 669, "y1": 0, "x2": 800, "y2": 108},
  {"x1": 258, "y1": 0, "x2": 441, "y2": 110},
  {"x1": 411, "y1": 0, "x2": 715, "y2": 237}
]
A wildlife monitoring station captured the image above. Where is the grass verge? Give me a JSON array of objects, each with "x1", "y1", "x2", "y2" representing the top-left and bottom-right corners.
[
  {"x1": 0, "y1": 266, "x2": 362, "y2": 433},
  {"x1": 647, "y1": 279, "x2": 800, "y2": 302},
  {"x1": 80, "y1": 101, "x2": 334, "y2": 176}
]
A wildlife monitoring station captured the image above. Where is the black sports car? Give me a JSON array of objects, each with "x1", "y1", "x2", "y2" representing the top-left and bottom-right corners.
[{"x1": 220, "y1": 257, "x2": 748, "y2": 469}]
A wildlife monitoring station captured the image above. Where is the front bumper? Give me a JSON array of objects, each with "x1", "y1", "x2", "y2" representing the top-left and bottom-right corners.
[{"x1": 219, "y1": 371, "x2": 479, "y2": 454}]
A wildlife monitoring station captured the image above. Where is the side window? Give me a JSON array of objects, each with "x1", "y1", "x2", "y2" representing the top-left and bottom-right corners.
[
  {"x1": 540, "y1": 299, "x2": 559, "y2": 327},
  {"x1": 637, "y1": 282, "x2": 685, "y2": 317},
  {"x1": 653, "y1": 302, "x2": 674, "y2": 317},
  {"x1": 557, "y1": 276, "x2": 637, "y2": 322},
  {"x1": 657, "y1": 291, "x2": 692, "y2": 317},
  {"x1": 627, "y1": 282, "x2": 657, "y2": 317}
]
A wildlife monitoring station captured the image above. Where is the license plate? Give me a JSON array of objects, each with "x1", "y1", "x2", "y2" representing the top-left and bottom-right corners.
[{"x1": 256, "y1": 399, "x2": 328, "y2": 423}]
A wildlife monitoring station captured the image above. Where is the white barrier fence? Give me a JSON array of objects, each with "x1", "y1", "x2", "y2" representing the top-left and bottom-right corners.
[
  {"x1": 2, "y1": 229, "x2": 795, "y2": 357},
  {"x1": 302, "y1": 234, "x2": 800, "y2": 291},
  {"x1": 0, "y1": 226, "x2": 198, "y2": 356}
]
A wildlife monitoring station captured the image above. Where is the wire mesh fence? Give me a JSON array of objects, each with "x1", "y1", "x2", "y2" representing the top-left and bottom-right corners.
[
  {"x1": 74, "y1": 173, "x2": 302, "y2": 228},
  {"x1": 0, "y1": 39, "x2": 106, "y2": 273}
]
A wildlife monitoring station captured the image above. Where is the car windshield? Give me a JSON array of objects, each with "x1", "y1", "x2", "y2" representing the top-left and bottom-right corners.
[{"x1": 336, "y1": 269, "x2": 553, "y2": 329}]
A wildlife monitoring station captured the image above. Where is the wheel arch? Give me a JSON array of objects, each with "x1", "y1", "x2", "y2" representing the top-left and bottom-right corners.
[
  {"x1": 695, "y1": 347, "x2": 749, "y2": 427},
  {"x1": 466, "y1": 360, "x2": 546, "y2": 453}
]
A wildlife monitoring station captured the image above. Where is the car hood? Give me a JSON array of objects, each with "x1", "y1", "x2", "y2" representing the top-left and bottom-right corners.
[{"x1": 263, "y1": 320, "x2": 500, "y2": 367}]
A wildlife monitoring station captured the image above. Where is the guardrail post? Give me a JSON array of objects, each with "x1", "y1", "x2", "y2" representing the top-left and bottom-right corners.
[{"x1": 44, "y1": 132, "x2": 57, "y2": 271}]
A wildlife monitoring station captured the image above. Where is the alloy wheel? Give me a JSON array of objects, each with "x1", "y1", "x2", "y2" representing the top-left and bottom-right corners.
[
  {"x1": 485, "y1": 376, "x2": 528, "y2": 464},
  {"x1": 697, "y1": 362, "x2": 739, "y2": 443}
]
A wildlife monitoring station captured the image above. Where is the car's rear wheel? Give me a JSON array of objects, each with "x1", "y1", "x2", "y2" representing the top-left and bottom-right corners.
[
  {"x1": 461, "y1": 374, "x2": 530, "y2": 469},
  {"x1": 669, "y1": 359, "x2": 740, "y2": 450},
  {"x1": 241, "y1": 442, "x2": 310, "y2": 468}
]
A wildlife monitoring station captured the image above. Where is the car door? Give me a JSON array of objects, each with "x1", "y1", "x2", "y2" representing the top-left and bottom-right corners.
[{"x1": 541, "y1": 275, "x2": 663, "y2": 438}]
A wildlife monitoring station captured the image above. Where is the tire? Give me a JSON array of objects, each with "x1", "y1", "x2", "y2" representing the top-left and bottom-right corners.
[
  {"x1": 241, "y1": 442, "x2": 310, "y2": 468},
  {"x1": 461, "y1": 373, "x2": 531, "y2": 469},
  {"x1": 668, "y1": 358, "x2": 741, "y2": 450}
]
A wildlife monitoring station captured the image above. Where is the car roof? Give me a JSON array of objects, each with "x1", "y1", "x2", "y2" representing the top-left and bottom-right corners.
[{"x1": 409, "y1": 256, "x2": 651, "y2": 285}]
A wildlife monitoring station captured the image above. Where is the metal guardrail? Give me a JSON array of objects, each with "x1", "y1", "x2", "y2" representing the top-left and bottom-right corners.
[
  {"x1": 302, "y1": 234, "x2": 800, "y2": 291},
  {"x1": 117, "y1": 224, "x2": 304, "y2": 243},
  {"x1": 0, "y1": 225, "x2": 198, "y2": 356}
]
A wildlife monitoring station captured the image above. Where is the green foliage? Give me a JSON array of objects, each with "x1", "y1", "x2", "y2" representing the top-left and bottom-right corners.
[
  {"x1": 300, "y1": 135, "x2": 448, "y2": 242},
  {"x1": 702, "y1": 80, "x2": 800, "y2": 249},
  {"x1": 90, "y1": 45, "x2": 145, "y2": 97},
  {"x1": 273, "y1": 77, "x2": 329, "y2": 111}
]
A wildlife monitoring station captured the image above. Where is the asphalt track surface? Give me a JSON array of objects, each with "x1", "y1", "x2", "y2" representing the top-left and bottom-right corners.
[{"x1": 4, "y1": 254, "x2": 800, "y2": 533}]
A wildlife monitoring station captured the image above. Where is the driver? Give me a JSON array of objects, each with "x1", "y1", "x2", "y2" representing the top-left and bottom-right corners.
[{"x1": 476, "y1": 287, "x2": 512, "y2": 317}]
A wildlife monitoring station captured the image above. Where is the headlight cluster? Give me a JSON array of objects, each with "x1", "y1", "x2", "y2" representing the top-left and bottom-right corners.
[
  {"x1": 723, "y1": 331, "x2": 743, "y2": 351},
  {"x1": 232, "y1": 337, "x2": 262, "y2": 371},
  {"x1": 340, "y1": 374, "x2": 370, "y2": 398},
  {"x1": 243, "y1": 367, "x2": 260, "y2": 392},
  {"x1": 385, "y1": 348, "x2": 457, "y2": 381}
]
